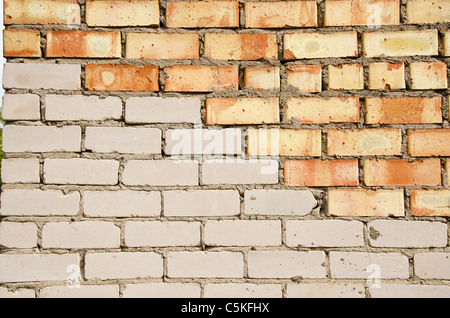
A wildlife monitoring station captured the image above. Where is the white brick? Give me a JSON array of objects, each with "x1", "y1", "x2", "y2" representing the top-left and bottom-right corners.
[
  {"x1": 167, "y1": 252, "x2": 244, "y2": 278},
  {"x1": 85, "y1": 252, "x2": 163, "y2": 280},
  {"x1": 248, "y1": 251, "x2": 326, "y2": 279},
  {"x1": 368, "y1": 220, "x2": 448, "y2": 248},
  {"x1": 369, "y1": 284, "x2": 450, "y2": 298},
  {"x1": 84, "y1": 191, "x2": 161, "y2": 217},
  {"x1": 85, "y1": 127, "x2": 161, "y2": 154},
  {"x1": 2, "y1": 125, "x2": 81, "y2": 153},
  {"x1": 204, "y1": 220, "x2": 281, "y2": 247},
  {"x1": 0, "y1": 222, "x2": 37, "y2": 248},
  {"x1": 244, "y1": 189, "x2": 317, "y2": 216},
  {"x1": 0, "y1": 189, "x2": 80, "y2": 216},
  {"x1": 1, "y1": 158, "x2": 40, "y2": 183},
  {"x1": 286, "y1": 220, "x2": 364, "y2": 248},
  {"x1": 39, "y1": 285, "x2": 119, "y2": 298},
  {"x1": 2, "y1": 94, "x2": 40, "y2": 121},
  {"x1": 123, "y1": 283, "x2": 201, "y2": 298},
  {"x1": 0, "y1": 288, "x2": 35, "y2": 298},
  {"x1": 3, "y1": 63, "x2": 81, "y2": 90},
  {"x1": 45, "y1": 95, "x2": 122, "y2": 121},
  {"x1": 125, "y1": 221, "x2": 201, "y2": 247},
  {"x1": 163, "y1": 190, "x2": 240, "y2": 217},
  {"x1": 204, "y1": 284, "x2": 282, "y2": 298},
  {"x1": 42, "y1": 222, "x2": 120, "y2": 249},
  {"x1": 122, "y1": 160, "x2": 198, "y2": 186},
  {"x1": 329, "y1": 252, "x2": 409, "y2": 279},
  {"x1": 286, "y1": 283, "x2": 365, "y2": 298},
  {"x1": 0, "y1": 254, "x2": 79, "y2": 283},
  {"x1": 414, "y1": 253, "x2": 450, "y2": 280},
  {"x1": 125, "y1": 97, "x2": 201, "y2": 124}
]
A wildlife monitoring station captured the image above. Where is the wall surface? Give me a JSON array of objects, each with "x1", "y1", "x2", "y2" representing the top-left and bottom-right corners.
[{"x1": 0, "y1": 0, "x2": 449, "y2": 298}]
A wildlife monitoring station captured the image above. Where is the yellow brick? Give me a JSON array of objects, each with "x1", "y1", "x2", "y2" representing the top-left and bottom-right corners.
[
  {"x1": 244, "y1": 67, "x2": 280, "y2": 91},
  {"x1": 444, "y1": 31, "x2": 450, "y2": 57},
  {"x1": 286, "y1": 65, "x2": 322, "y2": 93},
  {"x1": 409, "y1": 62, "x2": 448, "y2": 90},
  {"x1": 3, "y1": 30, "x2": 41, "y2": 57},
  {"x1": 407, "y1": 0, "x2": 450, "y2": 24},
  {"x1": 368, "y1": 62, "x2": 405, "y2": 90},
  {"x1": 328, "y1": 64, "x2": 364, "y2": 90}
]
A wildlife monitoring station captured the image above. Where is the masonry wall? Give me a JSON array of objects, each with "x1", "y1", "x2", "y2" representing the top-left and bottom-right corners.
[{"x1": 0, "y1": 0, "x2": 449, "y2": 298}]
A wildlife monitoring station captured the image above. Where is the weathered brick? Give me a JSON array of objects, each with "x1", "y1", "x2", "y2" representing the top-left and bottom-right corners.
[
  {"x1": 363, "y1": 159, "x2": 441, "y2": 186},
  {"x1": 46, "y1": 30, "x2": 121, "y2": 58},
  {"x1": 204, "y1": 33, "x2": 278, "y2": 60},
  {"x1": 406, "y1": 0, "x2": 450, "y2": 24},
  {"x1": 164, "y1": 65, "x2": 238, "y2": 92},
  {"x1": 286, "y1": 65, "x2": 322, "y2": 93},
  {"x1": 39, "y1": 285, "x2": 119, "y2": 298},
  {"x1": 86, "y1": 0, "x2": 159, "y2": 27},
  {"x1": 85, "y1": 64, "x2": 159, "y2": 91},
  {"x1": 407, "y1": 129, "x2": 450, "y2": 157},
  {"x1": 204, "y1": 284, "x2": 282, "y2": 298},
  {"x1": 3, "y1": 29, "x2": 41, "y2": 57},
  {"x1": 328, "y1": 189, "x2": 404, "y2": 217},
  {"x1": 365, "y1": 97, "x2": 442, "y2": 124},
  {"x1": 1, "y1": 158, "x2": 40, "y2": 184},
  {"x1": 444, "y1": 30, "x2": 450, "y2": 57},
  {"x1": 327, "y1": 128, "x2": 402, "y2": 156},
  {"x1": 284, "y1": 31, "x2": 358, "y2": 60},
  {"x1": 122, "y1": 283, "x2": 201, "y2": 298},
  {"x1": 244, "y1": 66, "x2": 280, "y2": 91},
  {"x1": 328, "y1": 64, "x2": 364, "y2": 90},
  {"x1": 125, "y1": 221, "x2": 201, "y2": 247},
  {"x1": 245, "y1": 1, "x2": 317, "y2": 28},
  {"x1": 0, "y1": 288, "x2": 35, "y2": 298},
  {"x1": 163, "y1": 190, "x2": 240, "y2": 217},
  {"x1": 368, "y1": 62, "x2": 405, "y2": 90},
  {"x1": 42, "y1": 222, "x2": 120, "y2": 249},
  {"x1": 286, "y1": 283, "x2": 365, "y2": 298},
  {"x1": 206, "y1": 98, "x2": 279, "y2": 125},
  {"x1": 284, "y1": 159, "x2": 359, "y2": 187},
  {"x1": 0, "y1": 222, "x2": 38, "y2": 248},
  {"x1": 2, "y1": 94, "x2": 40, "y2": 121},
  {"x1": 166, "y1": 1, "x2": 239, "y2": 28},
  {"x1": 126, "y1": 33, "x2": 199, "y2": 59},
  {"x1": 285, "y1": 97, "x2": 360, "y2": 124},
  {"x1": 409, "y1": 62, "x2": 448, "y2": 90},
  {"x1": 414, "y1": 253, "x2": 450, "y2": 280},
  {"x1": 447, "y1": 160, "x2": 450, "y2": 187},
  {"x1": 370, "y1": 284, "x2": 450, "y2": 298}
]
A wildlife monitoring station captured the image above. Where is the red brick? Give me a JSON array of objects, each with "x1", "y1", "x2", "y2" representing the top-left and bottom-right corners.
[
  {"x1": 407, "y1": 129, "x2": 450, "y2": 157},
  {"x1": 3, "y1": 29, "x2": 41, "y2": 57}
]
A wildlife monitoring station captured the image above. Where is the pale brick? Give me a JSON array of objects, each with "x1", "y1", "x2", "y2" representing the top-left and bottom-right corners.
[
  {"x1": 414, "y1": 253, "x2": 450, "y2": 280},
  {"x1": 3, "y1": 29, "x2": 41, "y2": 57},
  {"x1": 125, "y1": 97, "x2": 201, "y2": 124},
  {"x1": 329, "y1": 252, "x2": 409, "y2": 279},
  {"x1": 248, "y1": 251, "x2": 326, "y2": 279},
  {"x1": 409, "y1": 62, "x2": 448, "y2": 90},
  {"x1": 202, "y1": 159, "x2": 279, "y2": 185},
  {"x1": 370, "y1": 284, "x2": 450, "y2": 298},
  {"x1": 167, "y1": 252, "x2": 244, "y2": 278},
  {"x1": 286, "y1": 283, "x2": 365, "y2": 298},
  {"x1": 84, "y1": 191, "x2": 161, "y2": 217},
  {"x1": 0, "y1": 189, "x2": 80, "y2": 216},
  {"x1": 125, "y1": 221, "x2": 201, "y2": 247},
  {"x1": 408, "y1": 129, "x2": 450, "y2": 157},
  {"x1": 163, "y1": 190, "x2": 240, "y2": 217},
  {"x1": 45, "y1": 95, "x2": 122, "y2": 121},
  {"x1": 0, "y1": 288, "x2": 35, "y2": 298},
  {"x1": 368, "y1": 62, "x2": 405, "y2": 90},
  {"x1": 204, "y1": 220, "x2": 281, "y2": 247},
  {"x1": 3, "y1": 63, "x2": 81, "y2": 90},
  {"x1": 204, "y1": 284, "x2": 282, "y2": 298},
  {"x1": 0, "y1": 222, "x2": 38, "y2": 248},
  {"x1": 0, "y1": 254, "x2": 79, "y2": 283},
  {"x1": 39, "y1": 285, "x2": 119, "y2": 298},
  {"x1": 42, "y1": 222, "x2": 120, "y2": 249},
  {"x1": 368, "y1": 220, "x2": 447, "y2": 248},
  {"x1": 328, "y1": 64, "x2": 364, "y2": 90},
  {"x1": 244, "y1": 189, "x2": 317, "y2": 216},
  {"x1": 444, "y1": 30, "x2": 450, "y2": 57},
  {"x1": 286, "y1": 220, "x2": 364, "y2": 248},
  {"x1": 44, "y1": 159, "x2": 119, "y2": 185},
  {"x1": 1, "y1": 158, "x2": 40, "y2": 183},
  {"x1": 85, "y1": 253, "x2": 163, "y2": 279},
  {"x1": 2, "y1": 94, "x2": 40, "y2": 121},
  {"x1": 244, "y1": 66, "x2": 280, "y2": 91},
  {"x1": 411, "y1": 190, "x2": 450, "y2": 217},
  {"x1": 122, "y1": 283, "x2": 201, "y2": 298},
  {"x1": 406, "y1": 0, "x2": 450, "y2": 24},
  {"x1": 122, "y1": 160, "x2": 198, "y2": 186},
  {"x1": 447, "y1": 160, "x2": 449, "y2": 187},
  {"x1": 286, "y1": 65, "x2": 322, "y2": 93}
]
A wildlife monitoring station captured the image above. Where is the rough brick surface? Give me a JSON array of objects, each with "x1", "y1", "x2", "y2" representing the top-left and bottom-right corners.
[{"x1": 3, "y1": 29, "x2": 41, "y2": 57}]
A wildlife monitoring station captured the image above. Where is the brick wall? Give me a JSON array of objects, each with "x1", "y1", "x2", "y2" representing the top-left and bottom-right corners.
[{"x1": 0, "y1": 0, "x2": 449, "y2": 298}]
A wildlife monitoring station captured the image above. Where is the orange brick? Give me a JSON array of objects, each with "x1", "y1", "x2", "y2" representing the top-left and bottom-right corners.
[
  {"x1": 406, "y1": 0, "x2": 450, "y2": 24},
  {"x1": 166, "y1": 1, "x2": 239, "y2": 28},
  {"x1": 126, "y1": 33, "x2": 199, "y2": 60},
  {"x1": 285, "y1": 97, "x2": 360, "y2": 124},
  {"x1": 365, "y1": 97, "x2": 442, "y2": 124},
  {"x1": 409, "y1": 62, "x2": 448, "y2": 90},
  {"x1": 244, "y1": 67, "x2": 280, "y2": 91},
  {"x1": 3, "y1": 30, "x2": 41, "y2": 57},
  {"x1": 363, "y1": 159, "x2": 441, "y2": 186},
  {"x1": 286, "y1": 65, "x2": 322, "y2": 93},
  {"x1": 368, "y1": 62, "x2": 405, "y2": 90},
  {"x1": 411, "y1": 190, "x2": 450, "y2": 217},
  {"x1": 206, "y1": 98, "x2": 279, "y2": 125},
  {"x1": 407, "y1": 129, "x2": 450, "y2": 157},
  {"x1": 285, "y1": 159, "x2": 359, "y2": 187},
  {"x1": 46, "y1": 30, "x2": 121, "y2": 58},
  {"x1": 85, "y1": 65, "x2": 159, "y2": 91},
  {"x1": 328, "y1": 189, "x2": 405, "y2": 217},
  {"x1": 245, "y1": 1, "x2": 317, "y2": 28},
  {"x1": 204, "y1": 34, "x2": 278, "y2": 60},
  {"x1": 328, "y1": 64, "x2": 364, "y2": 90},
  {"x1": 327, "y1": 129, "x2": 402, "y2": 156},
  {"x1": 164, "y1": 66, "x2": 238, "y2": 92}
]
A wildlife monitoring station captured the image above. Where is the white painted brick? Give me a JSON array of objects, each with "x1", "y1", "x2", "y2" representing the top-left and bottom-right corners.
[
  {"x1": 0, "y1": 189, "x2": 80, "y2": 216},
  {"x1": 3, "y1": 63, "x2": 81, "y2": 90},
  {"x1": 204, "y1": 284, "x2": 282, "y2": 298},
  {"x1": 1, "y1": 158, "x2": 40, "y2": 183},
  {"x1": 2, "y1": 94, "x2": 40, "y2": 121},
  {"x1": 204, "y1": 220, "x2": 281, "y2": 246},
  {"x1": 0, "y1": 222, "x2": 37, "y2": 248},
  {"x1": 45, "y1": 95, "x2": 122, "y2": 121},
  {"x1": 0, "y1": 254, "x2": 79, "y2": 283},
  {"x1": 85, "y1": 252, "x2": 163, "y2": 280},
  {"x1": 0, "y1": 288, "x2": 35, "y2": 298},
  {"x1": 414, "y1": 253, "x2": 450, "y2": 280},
  {"x1": 2, "y1": 125, "x2": 81, "y2": 153},
  {"x1": 167, "y1": 252, "x2": 244, "y2": 278},
  {"x1": 85, "y1": 127, "x2": 161, "y2": 154},
  {"x1": 84, "y1": 191, "x2": 161, "y2": 217},
  {"x1": 123, "y1": 283, "x2": 201, "y2": 298},
  {"x1": 42, "y1": 222, "x2": 120, "y2": 249},
  {"x1": 286, "y1": 283, "x2": 365, "y2": 298},
  {"x1": 286, "y1": 220, "x2": 364, "y2": 248},
  {"x1": 39, "y1": 285, "x2": 119, "y2": 298},
  {"x1": 248, "y1": 251, "x2": 326, "y2": 279},
  {"x1": 329, "y1": 252, "x2": 409, "y2": 279},
  {"x1": 244, "y1": 189, "x2": 317, "y2": 216},
  {"x1": 122, "y1": 160, "x2": 198, "y2": 186},
  {"x1": 369, "y1": 284, "x2": 450, "y2": 298},
  {"x1": 125, "y1": 221, "x2": 201, "y2": 247},
  {"x1": 163, "y1": 190, "x2": 240, "y2": 217},
  {"x1": 368, "y1": 220, "x2": 448, "y2": 248}
]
